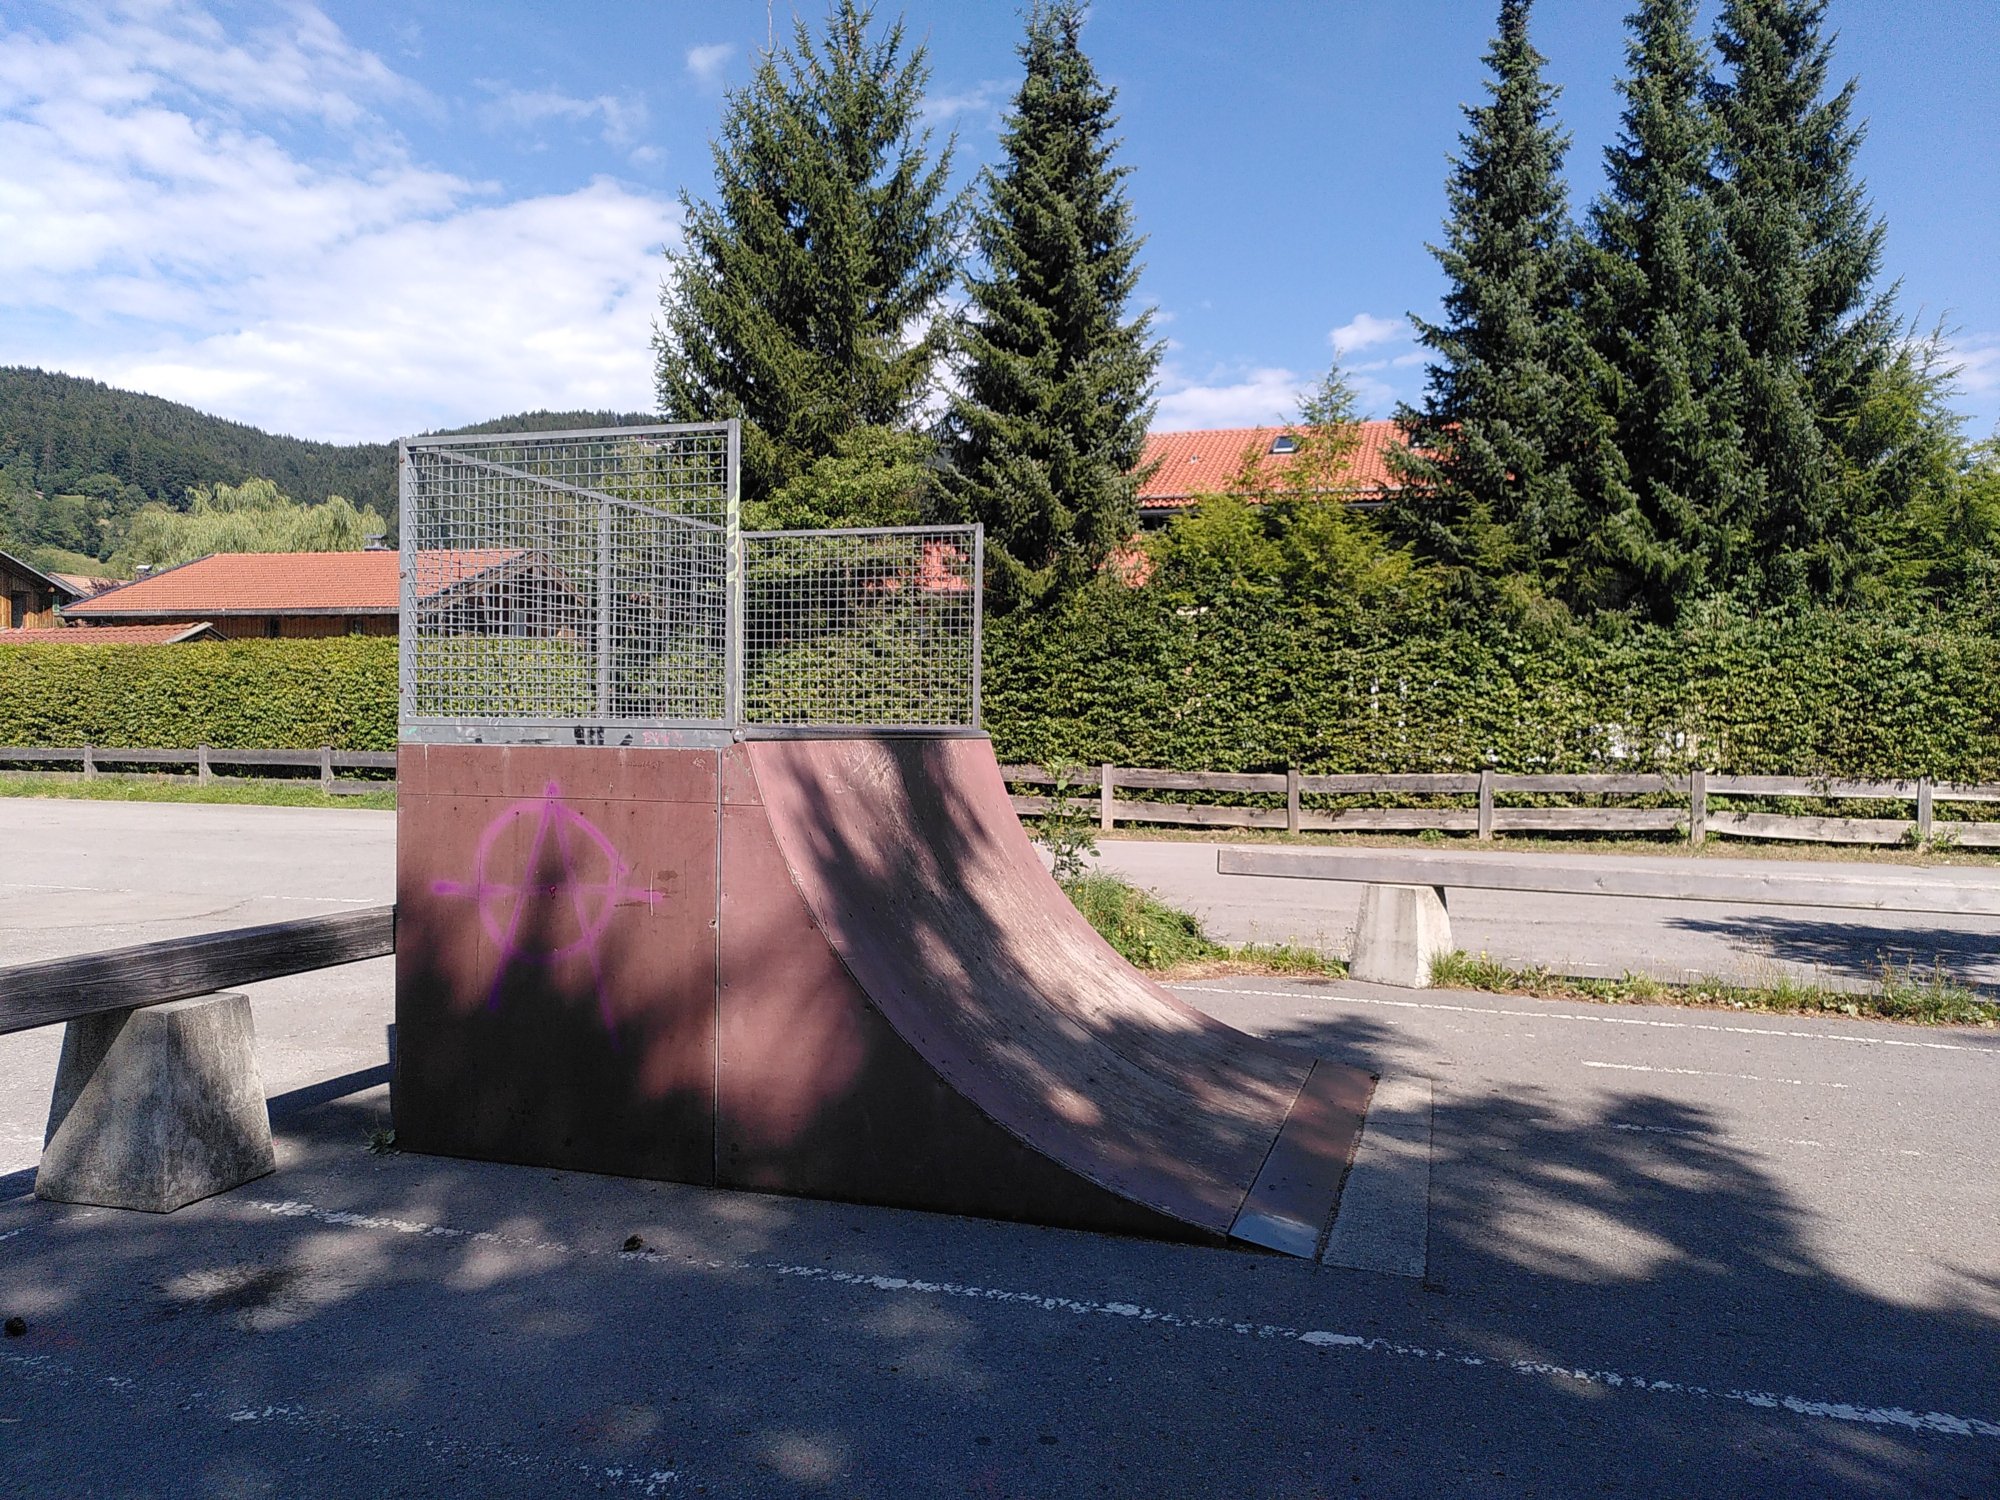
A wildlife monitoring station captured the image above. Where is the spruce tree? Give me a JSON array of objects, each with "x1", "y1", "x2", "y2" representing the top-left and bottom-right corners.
[
  {"x1": 1707, "y1": 0, "x2": 1898, "y2": 601},
  {"x1": 945, "y1": 1, "x2": 1161, "y2": 612},
  {"x1": 1392, "y1": 0, "x2": 1601, "y2": 601},
  {"x1": 653, "y1": 2, "x2": 961, "y2": 502},
  {"x1": 1578, "y1": 0, "x2": 1747, "y2": 619}
]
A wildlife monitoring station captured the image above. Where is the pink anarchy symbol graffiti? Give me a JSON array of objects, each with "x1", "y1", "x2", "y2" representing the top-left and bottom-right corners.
[{"x1": 431, "y1": 781, "x2": 658, "y2": 1028}]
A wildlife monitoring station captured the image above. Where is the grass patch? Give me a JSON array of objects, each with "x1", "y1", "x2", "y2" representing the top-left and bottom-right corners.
[
  {"x1": 0, "y1": 772, "x2": 395, "y2": 812},
  {"x1": 1429, "y1": 950, "x2": 1999, "y2": 1028},
  {"x1": 1060, "y1": 872, "x2": 1344, "y2": 979}
]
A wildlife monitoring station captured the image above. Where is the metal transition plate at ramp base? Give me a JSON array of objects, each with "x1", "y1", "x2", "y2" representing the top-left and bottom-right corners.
[{"x1": 1228, "y1": 1061, "x2": 1378, "y2": 1258}]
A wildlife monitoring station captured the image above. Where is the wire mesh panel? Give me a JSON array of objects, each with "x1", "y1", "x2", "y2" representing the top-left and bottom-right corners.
[
  {"x1": 400, "y1": 425, "x2": 733, "y2": 740},
  {"x1": 740, "y1": 526, "x2": 981, "y2": 730}
]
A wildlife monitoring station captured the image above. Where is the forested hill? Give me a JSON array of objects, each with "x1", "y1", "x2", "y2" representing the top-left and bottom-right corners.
[
  {"x1": 0, "y1": 367, "x2": 396, "y2": 512},
  {"x1": 0, "y1": 366, "x2": 658, "y2": 558}
]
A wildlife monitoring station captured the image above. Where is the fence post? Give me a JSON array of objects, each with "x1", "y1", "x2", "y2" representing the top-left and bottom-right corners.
[
  {"x1": 319, "y1": 746, "x2": 335, "y2": 794},
  {"x1": 1917, "y1": 777, "x2": 1933, "y2": 844},
  {"x1": 1476, "y1": 769, "x2": 1494, "y2": 841},
  {"x1": 82, "y1": 744, "x2": 96, "y2": 781},
  {"x1": 1099, "y1": 764, "x2": 1114, "y2": 833},
  {"x1": 1286, "y1": 767, "x2": 1302, "y2": 835},
  {"x1": 197, "y1": 744, "x2": 212, "y2": 785},
  {"x1": 1689, "y1": 768, "x2": 1707, "y2": 846}
]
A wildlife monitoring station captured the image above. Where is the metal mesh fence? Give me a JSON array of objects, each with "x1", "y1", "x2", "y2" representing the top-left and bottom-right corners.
[
  {"x1": 399, "y1": 424, "x2": 981, "y2": 739},
  {"x1": 741, "y1": 526, "x2": 980, "y2": 729},
  {"x1": 401, "y1": 426, "x2": 731, "y2": 732}
]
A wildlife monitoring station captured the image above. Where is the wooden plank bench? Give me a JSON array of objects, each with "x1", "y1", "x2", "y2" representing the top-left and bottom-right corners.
[{"x1": 0, "y1": 907, "x2": 395, "y2": 1210}]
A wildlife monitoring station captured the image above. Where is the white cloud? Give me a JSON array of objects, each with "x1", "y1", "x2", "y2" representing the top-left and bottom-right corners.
[
  {"x1": 922, "y1": 80, "x2": 1007, "y2": 132},
  {"x1": 685, "y1": 43, "x2": 734, "y2": 87},
  {"x1": 1329, "y1": 312, "x2": 1404, "y2": 357},
  {"x1": 478, "y1": 84, "x2": 648, "y2": 148},
  {"x1": 1153, "y1": 366, "x2": 1310, "y2": 430},
  {"x1": 1952, "y1": 333, "x2": 2000, "y2": 397},
  {"x1": 0, "y1": 3, "x2": 680, "y2": 442}
]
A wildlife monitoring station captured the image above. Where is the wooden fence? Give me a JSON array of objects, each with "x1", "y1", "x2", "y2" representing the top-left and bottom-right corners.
[
  {"x1": 3, "y1": 745, "x2": 1998, "y2": 848},
  {"x1": 0, "y1": 745, "x2": 396, "y2": 796},
  {"x1": 996, "y1": 764, "x2": 2000, "y2": 849}
]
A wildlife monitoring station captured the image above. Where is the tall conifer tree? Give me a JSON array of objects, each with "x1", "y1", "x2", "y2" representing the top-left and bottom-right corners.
[
  {"x1": 1707, "y1": 0, "x2": 1897, "y2": 600},
  {"x1": 1393, "y1": 0, "x2": 1600, "y2": 599},
  {"x1": 653, "y1": 3, "x2": 960, "y2": 502},
  {"x1": 945, "y1": 1, "x2": 1161, "y2": 612},
  {"x1": 1578, "y1": 0, "x2": 1746, "y2": 618}
]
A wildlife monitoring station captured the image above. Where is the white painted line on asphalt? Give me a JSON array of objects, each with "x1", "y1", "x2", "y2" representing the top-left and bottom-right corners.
[
  {"x1": 1322, "y1": 1078, "x2": 1431, "y2": 1278},
  {"x1": 1604, "y1": 1122, "x2": 1923, "y2": 1157},
  {"x1": 1173, "y1": 984, "x2": 1999, "y2": 1055},
  {"x1": 1583, "y1": 1060, "x2": 1848, "y2": 1088},
  {"x1": 0, "y1": 1348, "x2": 682, "y2": 1492},
  {"x1": 245, "y1": 1197, "x2": 2000, "y2": 1442}
]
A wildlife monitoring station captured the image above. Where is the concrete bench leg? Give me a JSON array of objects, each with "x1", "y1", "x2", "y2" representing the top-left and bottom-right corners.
[
  {"x1": 1348, "y1": 884, "x2": 1452, "y2": 988},
  {"x1": 36, "y1": 992, "x2": 276, "y2": 1213}
]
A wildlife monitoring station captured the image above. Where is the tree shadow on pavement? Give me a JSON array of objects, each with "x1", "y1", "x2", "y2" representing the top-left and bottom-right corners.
[{"x1": 1666, "y1": 913, "x2": 2000, "y2": 989}]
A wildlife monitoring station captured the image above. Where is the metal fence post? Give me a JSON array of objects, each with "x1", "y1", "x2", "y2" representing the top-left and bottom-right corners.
[
  {"x1": 1476, "y1": 769, "x2": 1495, "y2": 840},
  {"x1": 723, "y1": 419, "x2": 744, "y2": 727},
  {"x1": 970, "y1": 522, "x2": 984, "y2": 731},
  {"x1": 1099, "y1": 764, "x2": 1114, "y2": 833},
  {"x1": 1689, "y1": 768, "x2": 1707, "y2": 845},
  {"x1": 396, "y1": 440, "x2": 413, "y2": 737},
  {"x1": 1286, "y1": 767, "x2": 1302, "y2": 835}
]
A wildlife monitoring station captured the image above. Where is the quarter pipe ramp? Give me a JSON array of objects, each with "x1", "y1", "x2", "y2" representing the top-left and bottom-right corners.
[{"x1": 394, "y1": 736, "x2": 1373, "y2": 1255}]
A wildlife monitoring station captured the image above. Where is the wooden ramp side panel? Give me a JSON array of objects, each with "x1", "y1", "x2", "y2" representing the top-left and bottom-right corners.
[
  {"x1": 715, "y1": 748, "x2": 1197, "y2": 1240},
  {"x1": 393, "y1": 744, "x2": 719, "y2": 1183},
  {"x1": 746, "y1": 736, "x2": 1362, "y2": 1238}
]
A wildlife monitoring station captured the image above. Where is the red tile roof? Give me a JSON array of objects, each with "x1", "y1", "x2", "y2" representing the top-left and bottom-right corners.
[
  {"x1": 2, "y1": 622, "x2": 222, "y2": 644},
  {"x1": 49, "y1": 572, "x2": 122, "y2": 598},
  {"x1": 1136, "y1": 420, "x2": 1410, "y2": 508},
  {"x1": 62, "y1": 550, "x2": 520, "y2": 620}
]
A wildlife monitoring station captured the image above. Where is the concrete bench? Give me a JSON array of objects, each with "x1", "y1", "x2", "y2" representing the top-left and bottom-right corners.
[
  {"x1": 1215, "y1": 847, "x2": 2000, "y2": 987},
  {"x1": 1, "y1": 908, "x2": 394, "y2": 1212}
]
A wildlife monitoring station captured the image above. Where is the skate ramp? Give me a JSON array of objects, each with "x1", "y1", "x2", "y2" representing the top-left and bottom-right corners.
[
  {"x1": 746, "y1": 736, "x2": 1374, "y2": 1250},
  {"x1": 395, "y1": 737, "x2": 1373, "y2": 1256}
]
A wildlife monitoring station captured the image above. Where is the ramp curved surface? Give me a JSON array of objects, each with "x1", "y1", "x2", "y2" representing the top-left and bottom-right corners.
[{"x1": 747, "y1": 736, "x2": 1374, "y2": 1245}]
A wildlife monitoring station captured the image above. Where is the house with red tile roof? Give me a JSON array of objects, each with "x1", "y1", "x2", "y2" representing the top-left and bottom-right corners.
[
  {"x1": 1135, "y1": 419, "x2": 1411, "y2": 519},
  {"x1": 1, "y1": 622, "x2": 224, "y2": 644},
  {"x1": 60, "y1": 549, "x2": 540, "y2": 640}
]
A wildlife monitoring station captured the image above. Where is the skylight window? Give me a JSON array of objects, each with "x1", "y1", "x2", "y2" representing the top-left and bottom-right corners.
[{"x1": 1270, "y1": 434, "x2": 1300, "y2": 455}]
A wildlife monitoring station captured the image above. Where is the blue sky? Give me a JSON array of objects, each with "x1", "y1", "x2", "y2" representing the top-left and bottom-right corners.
[{"x1": 2, "y1": 0, "x2": 1994, "y2": 446}]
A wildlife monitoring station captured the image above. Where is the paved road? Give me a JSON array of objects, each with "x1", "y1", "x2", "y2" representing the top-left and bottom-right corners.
[
  {"x1": 2, "y1": 800, "x2": 1999, "y2": 1496},
  {"x1": 1089, "y1": 839, "x2": 2000, "y2": 991}
]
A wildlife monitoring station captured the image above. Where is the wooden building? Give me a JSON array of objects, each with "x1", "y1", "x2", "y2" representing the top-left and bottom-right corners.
[{"x1": 0, "y1": 549, "x2": 85, "y2": 630}]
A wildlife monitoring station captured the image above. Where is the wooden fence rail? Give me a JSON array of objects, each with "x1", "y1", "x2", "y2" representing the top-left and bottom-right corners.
[
  {"x1": 2, "y1": 745, "x2": 1998, "y2": 848},
  {"x1": 0, "y1": 744, "x2": 397, "y2": 794},
  {"x1": 995, "y1": 764, "x2": 2000, "y2": 849}
]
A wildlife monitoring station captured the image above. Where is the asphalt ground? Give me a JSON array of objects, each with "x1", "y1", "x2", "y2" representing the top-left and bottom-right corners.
[{"x1": 2, "y1": 799, "x2": 1998, "y2": 1496}]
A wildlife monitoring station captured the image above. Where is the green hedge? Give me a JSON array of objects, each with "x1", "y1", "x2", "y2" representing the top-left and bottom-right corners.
[
  {"x1": 5, "y1": 602, "x2": 1998, "y2": 783},
  {"x1": 0, "y1": 638, "x2": 398, "y2": 750},
  {"x1": 983, "y1": 590, "x2": 2000, "y2": 782}
]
